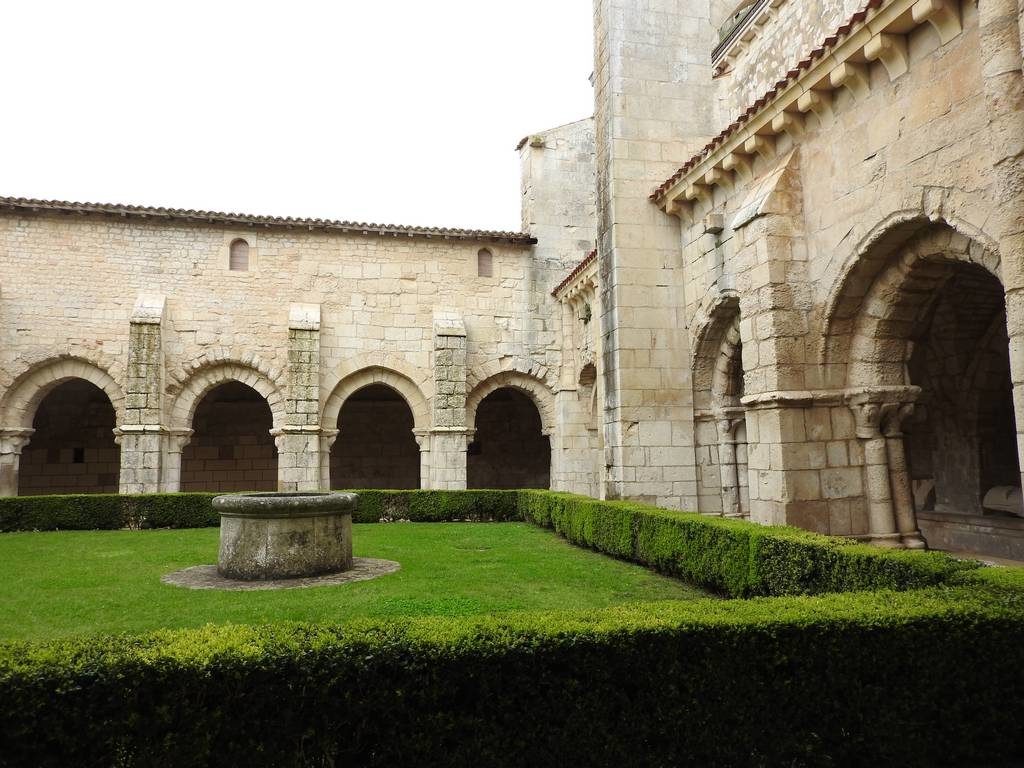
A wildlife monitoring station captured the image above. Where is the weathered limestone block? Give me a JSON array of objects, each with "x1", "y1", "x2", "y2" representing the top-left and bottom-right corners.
[
  {"x1": 279, "y1": 304, "x2": 324, "y2": 492},
  {"x1": 118, "y1": 295, "x2": 166, "y2": 494},
  {"x1": 428, "y1": 313, "x2": 469, "y2": 490}
]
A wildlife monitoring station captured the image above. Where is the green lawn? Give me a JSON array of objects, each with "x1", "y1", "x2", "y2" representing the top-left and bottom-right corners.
[{"x1": 0, "y1": 523, "x2": 711, "y2": 641}]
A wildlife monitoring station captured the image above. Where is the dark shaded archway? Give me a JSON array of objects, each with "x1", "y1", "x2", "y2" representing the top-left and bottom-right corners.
[
  {"x1": 904, "y1": 263, "x2": 1017, "y2": 516},
  {"x1": 19, "y1": 379, "x2": 120, "y2": 495},
  {"x1": 330, "y1": 384, "x2": 420, "y2": 489},
  {"x1": 180, "y1": 381, "x2": 276, "y2": 492},
  {"x1": 468, "y1": 387, "x2": 550, "y2": 489}
]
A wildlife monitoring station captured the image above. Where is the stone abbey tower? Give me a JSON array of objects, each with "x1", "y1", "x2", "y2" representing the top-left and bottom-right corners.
[{"x1": 1, "y1": 0, "x2": 1022, "y2": 560}]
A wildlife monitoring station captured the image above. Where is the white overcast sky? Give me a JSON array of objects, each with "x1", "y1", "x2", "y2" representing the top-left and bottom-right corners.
[{"x1": 2, "y1": 2, "x2": 594, "y2": 233}]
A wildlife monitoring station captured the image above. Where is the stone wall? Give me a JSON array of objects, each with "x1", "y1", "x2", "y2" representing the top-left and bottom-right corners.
[
  {"x1": 0, "y1": 118, "x2": 597, "y2": 496},
  {"x1": 593, "y1": 0, "x2": 719, "y2": 509},
  {"x1": 649, "y1": 0, "x2": 1024, "y2": 558}
]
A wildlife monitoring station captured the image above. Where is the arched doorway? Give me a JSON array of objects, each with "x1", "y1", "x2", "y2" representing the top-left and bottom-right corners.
[
  {"x1": 18, "y1": 379, "x2": 120, "y2": 495},
  {"x1": 468, "y1": 387, "x2": 551, "y2": 489},
  {"x1": 330, "y1": 383, "x2": 420, "y2": 489},
  {"x1": 180, "y1": 381, "x2": 276, "y2": 492},
  {"x1": 828, "y1": 220, "x2": 1020, "y2": 556},
  {"x1": 904, "y1": 263, "x2": 1017, "y2": 517}
]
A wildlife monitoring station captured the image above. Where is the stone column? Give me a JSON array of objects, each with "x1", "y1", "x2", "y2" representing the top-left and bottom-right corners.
[
  {"x1": 716, "y1": 413, "x2": 744, "y2": 518},
  {"x1": 980, "y1": 0, "x2": 1024, "y2": 491},
  {"x1": 848, "y1": 394, "x2": 903, "y2": 547},
  {"x1": 429, "y1": 313, "x2": 468, "y2": 490},
  {"x1": 277, "y1": 304, "x2": 324, "y2": 492},
  {"x1": 882, "y1": 402, "x2": 926, "y2": 549},
  {"x1": 160, "y1": 429, "x2": 193, "y2": 492},
  {"x1": 0, "y1": 429, "x2": 33, "y2": 496},
  {"x1": 119, "y1": 295, "x2": 166, "y2": 494}
]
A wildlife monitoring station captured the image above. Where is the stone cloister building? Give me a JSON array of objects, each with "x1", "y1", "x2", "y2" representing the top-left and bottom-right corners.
[{"x1": 1, "y1": 0, "x2": 1022, "y2": 560}]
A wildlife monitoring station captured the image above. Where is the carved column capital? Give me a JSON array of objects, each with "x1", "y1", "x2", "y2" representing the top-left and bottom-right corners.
[
  {"x1": 882, "y1": 402, "x2": 916, "y2": 438},
  {"x1": 0, "y1": 428, "x2": 34, "y2": 455},
  {"x1": 845, "y1": 386, "x2": 920, "y2": 439}
]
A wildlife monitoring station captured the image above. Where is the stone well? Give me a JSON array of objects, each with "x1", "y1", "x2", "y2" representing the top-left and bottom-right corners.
[{"x1": 213, "y1": 492, "x2": 357, "y2": 581}]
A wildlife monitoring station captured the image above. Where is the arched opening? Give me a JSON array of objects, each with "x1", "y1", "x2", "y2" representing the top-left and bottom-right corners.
[
  {"x1": 468, "y1": 387, "x2": 550, "y2": 489},
  {"x1": 477, "y1": 248, "x2": 494, "y2": 277},
  {"x1": 692, "y1": 301, "x2": 748, "y2": 518},
  {"x1": 18, "y1": 379, "x2": 120, "y2": 495},
  {"x1": 229, "y1": 239, "x2": 249, "y2": 271},
  {"x1": 330, "y1": 383, "x2": 420, "y2": 489},
  {"x1": 180, "y1": 381, "x2": 276, "y2": 492},
  {"x1": 903, "y1": 263, "x2": 1018, "y2": 517},
  {"x1": 829, "y1": 220, "x2": 1021, "y2": 556}
]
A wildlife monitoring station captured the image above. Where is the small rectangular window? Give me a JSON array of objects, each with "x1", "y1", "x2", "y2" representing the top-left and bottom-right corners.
[{"x1": 72, "y1": 447, "x2": 85, "y2": 464}]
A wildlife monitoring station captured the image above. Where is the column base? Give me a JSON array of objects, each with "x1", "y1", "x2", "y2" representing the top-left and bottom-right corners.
[
  {"x1": 868, "y1": 532, "x2": 904, "y2": 548},
  {"x1": 900, "y1": 531, "x2": 927, "y2": 549}
]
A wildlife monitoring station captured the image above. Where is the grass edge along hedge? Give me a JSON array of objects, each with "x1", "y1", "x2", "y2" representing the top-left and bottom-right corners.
[{"x1": 1, "y1": 490, "x2": 1022, "y2": 766}]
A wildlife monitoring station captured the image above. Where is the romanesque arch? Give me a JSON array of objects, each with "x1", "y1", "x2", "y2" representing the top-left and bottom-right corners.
[
  {"x1": 170, "y1": 362, "x2": 284, "y2": 492},
  {"x1": 821, "y1": 212, "x2": 1001, "y2": 377},
  {"x1": 465, "y1": 370, "x2": 556, "y2": 435},
  {"x1": 0, "y1": 357, "x2": 124, "y2": 495},
  {"x1": 466, "y1": 371, "x2": 554, "y2": 489},
  {"x1": 168, "y1": 361, "x2": 286, "y2": 431},
  {"x1": 691, "y1": 295, "x2": 748, "y2": 518},
  {"x1": 822, "y1": 215, "x2": 1018, "y2": 554},
  {"x1": 322, "y1": 366, "x2": 427, "y2": 489},
  {"x1": 322, "y1": 366, "x2": 430, "y2": 433},
  {"x1": 0, "y1": 356, "x2": 125, "y2": 429}
]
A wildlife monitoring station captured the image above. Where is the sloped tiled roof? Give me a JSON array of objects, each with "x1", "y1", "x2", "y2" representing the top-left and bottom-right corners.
[
  {"x1": 552, "y1": 249, "x2": 598, "y2": 297},
  {"x1": 0, "y1": 196, "x2": 538, "y2": 246}
]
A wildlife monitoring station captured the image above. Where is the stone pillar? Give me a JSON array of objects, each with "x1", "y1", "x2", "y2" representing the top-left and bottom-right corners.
[
  {"x1": 319, "y1": 429, "x2": 339, "y2": 490},
  {"x1": 980, "y1": 0, "x2": 1024, "y2": 492},
  {"x1": 119, "y1": 295, "x2": 166, "y2": 494},
  {"x1": 883, "y1": 402, "x2": 926, "y2": 549},
  {"x1": 716, "y1": 413, "x2": 744, "y2": 518},
  {"x1": 278, "y1": 304, "x2": 324, "y2": 492},
  {"x1": 160, "y1": 430, "x2": 193, "y2": 492},
  {"x1": 0, "y1": 429, "x2": 33, "y2": 496},
  {"x1": 847, "y1": 392, "x2": 918, "y2": 548},
  {"x1": 730, "y1": 161, "x2": 814, "y2": 527},
  {"x1": 429, "y1": 313, "x2": 468, "y2": 490}
]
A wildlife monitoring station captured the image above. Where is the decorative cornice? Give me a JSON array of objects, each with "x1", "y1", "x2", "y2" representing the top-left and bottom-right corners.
[{"x1": 652, "y1": 0, "x2": 962, "y2": 218}]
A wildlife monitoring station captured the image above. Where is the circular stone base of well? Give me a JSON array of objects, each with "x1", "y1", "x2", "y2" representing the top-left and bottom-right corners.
[{"x1": 161, "y1": 558, "x2": 400, "y2": 591}]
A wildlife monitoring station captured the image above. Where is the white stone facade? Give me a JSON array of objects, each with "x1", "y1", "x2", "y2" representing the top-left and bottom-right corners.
[{"x1": 2, "y1": 0, "x2": 1023, "y2": 561}]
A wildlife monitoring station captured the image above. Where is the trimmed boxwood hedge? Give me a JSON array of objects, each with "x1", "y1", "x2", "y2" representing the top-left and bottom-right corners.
[
  {"x1": 0, "y1": 489, "x2": 518, "y2": 532},
  {"x1": 0, "y1": 489, "x2": 1022, "y2": 767},
  {"x1": 518, "y1": 491, "x2": 975, "y2": 597}
]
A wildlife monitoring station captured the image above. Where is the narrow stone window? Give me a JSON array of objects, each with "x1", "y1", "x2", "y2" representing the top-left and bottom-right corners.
[
  {"x1": 477, "y1": 248, "x2": 494, "y2": 277},
  {"x1": 229, "y1": 238, "x2": 250, "y2": 271}
]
